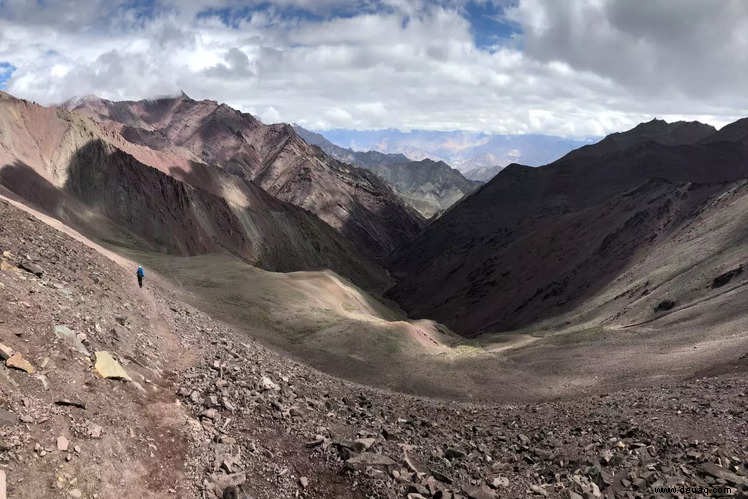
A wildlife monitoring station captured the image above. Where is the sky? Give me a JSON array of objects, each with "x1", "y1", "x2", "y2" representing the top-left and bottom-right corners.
[{"x1": 0, "y1": 0, "x2": 747, "y2": 138}]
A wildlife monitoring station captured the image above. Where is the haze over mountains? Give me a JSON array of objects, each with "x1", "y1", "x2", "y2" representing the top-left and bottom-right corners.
[
  {"x1": 316, "y1": 128, "x2": 594, "y2": 175},
  {"x1": 294, "y1": 125, "x2": 481, "y2": 217}
]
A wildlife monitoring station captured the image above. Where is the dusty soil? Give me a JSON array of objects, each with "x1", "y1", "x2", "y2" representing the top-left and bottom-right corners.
[{"x1": 0, "y1": 198, "x2": 746, "y2": 499}]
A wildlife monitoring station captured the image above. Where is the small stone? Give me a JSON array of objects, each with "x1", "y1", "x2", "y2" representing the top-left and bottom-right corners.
[
  {"x1": 299, "y1": 476, "x2": 309, "y2": 488},
  {"x1": 490, "y1": 477, "x2": 509, "y2": 488},
  {"x1": 87, "y1": 423, "x2": 103, "y2": 439},
  {"x1": 529, "y1": 484, "x2": 548, "y2": 497},
  {"x1": 69, "y1": 489, "x2": 82, "y2": 498},
  {"x1": 699, "y1": 463, "x2": 748, "y2": 486},
  {"x1": 200, "y1": 409, "x2": 218, "y2": 420},
  {"x1": 354, "y1": 438, "x2": 376, "y2": 451},
  {"x1": 258, "y1": 376, "x2": 280, "y2": 391},
  {"x1": 407, "y1": 483, "x2": 430, "y2": 496},
  {"x1": 54, "y1": 326, "x2": 90, "y2": 356},
  {"x1": 18, "y1": 260, "x2": 43, "y2": 277},
  {"x1": 55, "y1": 400, "x2": 87, "y2": 410},
  {"x1": 6, "y1": 352, "x2": 34, "y2": 373},
  {"x1": 346, "y1": 452, "x2": 396, "y2": 467},
  {"x1": 57, "y1": 436, "x2": 69, "y2": 451},
  {"x1": 464, "y1": 484, "x2": 496, "y2": 499},
  {"x1": 431, "y1": 469, "x2": 453, "y2": 484},
  {"x1": 305, "y1": 437, "x2": 325, "y2": 448},
  {"x1": 0, "y1": 343, "x2": 13, "y2": 360},
  {"x1": 288, "y1": 406, "x2": 303, "y2": 417}
]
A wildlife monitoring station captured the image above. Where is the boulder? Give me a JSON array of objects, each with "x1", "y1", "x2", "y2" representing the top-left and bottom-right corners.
[
  {"x1": 54, "y1": 326, "x2": 90, "y2": 356},
  {"x1": 94, "y1": 351, "x2": 131, "y2": 381},
  {"x1": 6, "y1": 353, "x2": 34, "y2": 373},
  {"x1": 0, "y1": 343, "x2": 13, "y2": 361},
  {"x1": 17, "y1": 260, "x2": 43, "y2": 277}
]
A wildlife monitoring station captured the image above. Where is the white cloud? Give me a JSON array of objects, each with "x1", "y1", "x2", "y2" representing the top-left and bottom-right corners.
[{"x1": 0, "y1": 0, "x2": 746, "y2": 137}]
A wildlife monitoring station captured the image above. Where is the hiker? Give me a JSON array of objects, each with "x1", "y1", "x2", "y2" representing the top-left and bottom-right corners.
[{"x1": 136, "y1": 265, "x2": 144, "y2": 288}]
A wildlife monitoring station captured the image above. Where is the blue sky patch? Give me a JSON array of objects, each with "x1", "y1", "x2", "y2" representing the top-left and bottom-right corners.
[
  {"x1": 0, "y1": 62, "x2": 16, "y2": 90},
  {"x1": 195, "y1": 2, "x2": 386, "y2": 29},
  {"x1": 463, "y1": 1, "x2": 521, "y2": 51}
]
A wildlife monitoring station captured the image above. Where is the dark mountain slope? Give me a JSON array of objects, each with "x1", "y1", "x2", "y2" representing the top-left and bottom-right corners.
[
  {"x1": 387, "y1": 119, "x2": 748, "y2": 335},
  {"x1": 69, "y1": 96, "x2": 424, "y2": 259}
]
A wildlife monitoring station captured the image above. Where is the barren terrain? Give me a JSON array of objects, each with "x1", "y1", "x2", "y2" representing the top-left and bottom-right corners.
[{"x1": 0, "y1": 195, "x2": 746, "y2": 498}]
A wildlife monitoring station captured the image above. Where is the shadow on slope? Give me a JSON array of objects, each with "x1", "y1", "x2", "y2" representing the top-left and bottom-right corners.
[
  {"x1": 1, "y1": 139, "x2": 389, "y2": 291},
  {"x1": 388, "y1": 129, "x2": 748, "y2": 335}
]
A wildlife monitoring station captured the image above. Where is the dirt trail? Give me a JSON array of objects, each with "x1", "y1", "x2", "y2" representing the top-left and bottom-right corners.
[{"x1": 0, "y1": 198, "x2": 200, "y2": 498}]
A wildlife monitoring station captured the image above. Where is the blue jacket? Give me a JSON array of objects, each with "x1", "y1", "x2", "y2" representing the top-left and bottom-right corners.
[{"x1": 136, "y1": 266, "x2": 144, "y2": 277}]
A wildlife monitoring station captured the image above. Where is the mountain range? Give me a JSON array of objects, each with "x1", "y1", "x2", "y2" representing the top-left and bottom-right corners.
[
  {"x1": 294, "y1": 125, "x2": 481, "y2": 218},
  {"x1": 0, "y1": 91, "x2": 425, "y2": 292},
  {"x1": 315, "y1": 128, "x2": 594, "y2": 174}
]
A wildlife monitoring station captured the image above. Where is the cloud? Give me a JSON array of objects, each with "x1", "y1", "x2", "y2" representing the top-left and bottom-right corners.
[{"x1": 0, "y1": 0, "x2": 746, "y2": 137}]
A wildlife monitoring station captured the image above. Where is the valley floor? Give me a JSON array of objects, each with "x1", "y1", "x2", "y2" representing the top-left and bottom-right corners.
[{"x1": 0, "y1": 198, "x2": 746, "y2": 498}]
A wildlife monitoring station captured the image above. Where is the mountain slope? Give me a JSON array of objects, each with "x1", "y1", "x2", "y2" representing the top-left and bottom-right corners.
[
  {"x1": 69, "y1": 95, "x2": 424, "y2": 259},
  {"x1": 0, "y1": 91, "x2": 387, "y2": 289},
  {"x1": 365, "y1": 159, "x2": 481, "y2": 218},
  {"x1": 1, "y1": 196, "x2": 745, "y2": 499},
  {"x1": 295, "y1": 125, "x2": 481, "y2": 217},
  {"x1": 387, "y1": 119, "x2": 748, "y2": 335},
  {"x1": 463, "y1": 164, "x2": 504, "y2": 182}
]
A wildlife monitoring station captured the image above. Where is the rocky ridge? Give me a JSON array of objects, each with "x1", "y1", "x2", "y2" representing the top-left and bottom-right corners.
[{"x1": 69, "y1": 95, "x2": 424, "y2": 259}]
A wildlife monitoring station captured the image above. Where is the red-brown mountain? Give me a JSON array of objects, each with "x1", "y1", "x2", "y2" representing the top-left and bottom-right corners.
[
  {"x1": 0, "y1": 91, "x2": 387, "y2": 289},
  {"x1": 387, "y1": 118, "x2": 748, "y2": 336},
  {"x1": 68, "y1": 94, "x2": 424, "y2": 259}
]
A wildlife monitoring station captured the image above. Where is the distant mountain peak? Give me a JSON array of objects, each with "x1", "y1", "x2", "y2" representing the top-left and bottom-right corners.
[{"x1": 294, "y1": 125, "x2": 480, "y2": 217}]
